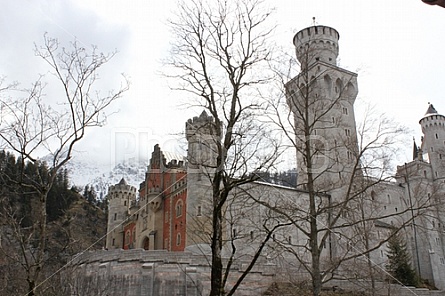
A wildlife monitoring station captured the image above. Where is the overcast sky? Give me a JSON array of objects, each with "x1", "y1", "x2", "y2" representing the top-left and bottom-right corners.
[{"x1": 1, "y1": 0, "x2": 444, "y2": 170}]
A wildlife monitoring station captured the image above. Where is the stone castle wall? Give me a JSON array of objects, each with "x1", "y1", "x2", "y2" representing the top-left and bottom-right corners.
[
  {"x1": 63, "y1": 249, "x2": 445, "y2": 296},
  {"x1": 64, "y1": 249, "x2": 276, "y2": 296}
]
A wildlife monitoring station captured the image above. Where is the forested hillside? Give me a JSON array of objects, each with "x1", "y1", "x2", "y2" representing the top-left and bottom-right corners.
[{"x1": 0, "y1": 150, "x2": 107, "y2": 296}]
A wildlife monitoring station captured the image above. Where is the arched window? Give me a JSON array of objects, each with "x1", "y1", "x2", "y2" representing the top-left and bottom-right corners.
[
  {"x1": 335, "y1": 78, "x2": 343, "y2": 94},
  {"x1": 345, "y1": 82, "x2": 356, "y2": 98},
  {"x1": 176, "y1": 199, "x2": 183, "y2": 217}
]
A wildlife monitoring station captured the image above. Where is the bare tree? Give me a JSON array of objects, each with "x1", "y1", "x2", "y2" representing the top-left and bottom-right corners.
[
  {"x1": 0, "y1": 34, "x2": 128, "y2": 296},
  {"x1": 165, "y1": 0, "x2": 282, "y2": 295}
]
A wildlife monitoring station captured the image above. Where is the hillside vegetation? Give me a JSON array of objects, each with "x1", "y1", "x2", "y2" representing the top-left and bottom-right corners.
[{"x1": 0, "y1": 150, "x2": 107, "y2": 295}]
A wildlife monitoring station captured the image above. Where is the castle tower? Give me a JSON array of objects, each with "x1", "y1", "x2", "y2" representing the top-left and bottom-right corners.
[
  {"x1": 419, "y1": 104, "x2": 445, "y2": 180},
  {"x1": 286, "y1": 25, "x2": 359, "y2": 190},
  {"x1": 185, "y1": 110, "x2": 218, "y2": 247},
  {"x1": 105, "y1": 178, "x2": 137, "y2": 249},
  {"x1": 294, "y1": 25, "x2": 339, "y2": 68}
]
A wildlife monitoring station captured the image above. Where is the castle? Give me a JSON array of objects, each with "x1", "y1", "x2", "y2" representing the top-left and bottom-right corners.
[{"x1": 105, "y1": 25, "x2": 445, "y2": 290}]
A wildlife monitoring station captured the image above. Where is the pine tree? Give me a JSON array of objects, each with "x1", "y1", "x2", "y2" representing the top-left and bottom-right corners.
[
  {"x1": 386, "y1": 231, "x2": 419, "y2": 286},
  {"x1": 83, "y1": 184, "x2": 97, "y2": 204}
]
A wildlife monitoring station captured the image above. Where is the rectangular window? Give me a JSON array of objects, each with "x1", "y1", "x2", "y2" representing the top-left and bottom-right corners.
[
  {"x1": 345, "y1": 129, "x2": 351, "y2": 136},
  {"x1": 342, "y1": 107, "x2": 348, "y2": 115},
  {"x1": 176, "y1": 233, "x2": 181, "y2": 246},
  {"x1": 114, "y1": 213, "x2": 117, "y2": 221},
  {"x1": 197, "y1": 206, "x2": 202, "y2": 216}
]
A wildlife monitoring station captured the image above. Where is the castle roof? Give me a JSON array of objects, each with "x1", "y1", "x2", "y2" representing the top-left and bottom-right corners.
[
  {"x1": 200, "y1": 110, "x2": 209, "y2": 118},
  {"x1": 118, "y1": 177, "x2": 127, "y2": 186},
  {"x1": 425, "y1": 104, "x2": 438, "y2": 116},
  {"x1": 420, "y1": 103, "x2": 444, "y2": 123},
  {"x1": 413, "y1": 139, "x2": 419, "y2": 161}
]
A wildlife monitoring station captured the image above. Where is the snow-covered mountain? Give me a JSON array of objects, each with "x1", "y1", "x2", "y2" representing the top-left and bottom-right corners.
[{"x1": 65, "y1": 157, "x2": 148, "y2": 199}]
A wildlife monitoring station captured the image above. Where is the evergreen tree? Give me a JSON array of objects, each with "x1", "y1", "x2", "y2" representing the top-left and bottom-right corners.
[
  {"x1": 386, "y1": 231, "x2": 419, "y2": 286},
  {"x1": 83, "y1": 184, "x2": 97, "y2": 204}
]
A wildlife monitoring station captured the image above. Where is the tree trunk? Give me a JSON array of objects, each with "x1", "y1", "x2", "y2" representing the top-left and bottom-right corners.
[
  {"x1": 309, "y1": 203, "x2": 322, "y2": 296},
  {"x1": 210, "y1": 206, "x2": 224, "y2": 296},
  {"x1": 27, "y1": 280, "x2": 36, "y2": 296}
]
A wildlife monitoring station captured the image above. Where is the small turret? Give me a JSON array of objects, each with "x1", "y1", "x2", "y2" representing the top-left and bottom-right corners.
[
  {"x1": 419, "y1": 103, "x2": 445, "y2": 179},
  {"x1": 105, "y1": 178, "x2": 137, "y2": 249}
]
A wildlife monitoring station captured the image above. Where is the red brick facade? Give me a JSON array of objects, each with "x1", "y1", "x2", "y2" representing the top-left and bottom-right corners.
[{"x1": 140, "y1": 144, "x2": 187, "y2": 251}]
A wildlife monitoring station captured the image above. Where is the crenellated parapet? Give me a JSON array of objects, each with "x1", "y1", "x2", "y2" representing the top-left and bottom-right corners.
[
  {"x1": 107, "y1": 178, "x2": 137, "y2": 199},
  {"x1": 185, "y1": 110, "x2": 218, "y2": 141},
  {"x1": 293, "y1": 25, "x2": 340, "y2": 67}
]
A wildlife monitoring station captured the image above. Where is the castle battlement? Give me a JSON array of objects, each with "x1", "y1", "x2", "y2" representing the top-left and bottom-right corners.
[
  {"x1": 293, "y1": 25, "x2": 339, "y2": 67},
  {"x1": 185, "y1": 110, "x2": 216, "y2": 140}
]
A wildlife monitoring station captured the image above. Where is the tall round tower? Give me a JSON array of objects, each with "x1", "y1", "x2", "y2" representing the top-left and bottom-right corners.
[
  {"x1": 106, "y1": 178, "x2": 137, "y2": 249},
  {"x1": 293, "y1": 25, "x2": 340, "y2": 68},
  {"x1": 286, "y1": 25, "x2": 358, "y2": 190},
  {"x1": 419, "y1": 104, "x2": 445, "y2": 180}
]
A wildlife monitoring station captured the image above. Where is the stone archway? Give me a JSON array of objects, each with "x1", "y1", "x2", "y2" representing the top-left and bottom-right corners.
[{"x1": 142, "y1": 237, "x2": 149, "y2": 250}]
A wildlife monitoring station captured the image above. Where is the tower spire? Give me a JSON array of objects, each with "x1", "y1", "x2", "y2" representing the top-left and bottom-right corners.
[{"x1": 413, "y1": 138, "x2": 419, "y2": 161}]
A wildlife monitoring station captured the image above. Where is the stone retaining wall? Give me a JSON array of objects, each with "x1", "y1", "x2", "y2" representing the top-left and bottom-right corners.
[
  {"x1": 63, "y1": 249, "x2": 276, "y2": 296},
  {"x1": 63, "y1": 249, "x2": 445, "y2": 296}
]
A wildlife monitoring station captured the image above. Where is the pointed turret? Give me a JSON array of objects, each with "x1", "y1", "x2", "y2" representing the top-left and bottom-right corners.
[
  {"x1": 118, "y1": 177, "x2": 127, "y2": 186},
  {"x1": 425, "y1": 104, "x2": 438, "y2": 115},
  {"x1": 419, "y1": 103, "x2": 445, "y2": 180},
  {"x1": 413, "y1": 139, "x2": 419, "y2": 161}
]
